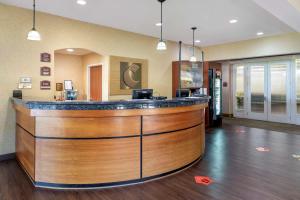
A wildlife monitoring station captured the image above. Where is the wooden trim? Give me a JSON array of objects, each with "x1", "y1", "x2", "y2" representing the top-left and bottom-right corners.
[
  {"x1": 143, "y1": 110, "x2": 203, "y2": 135},
  {"x1": 14, "y1": 104, "x2": 31, "y2": 116},
  {"x1": 142, "y1": 125, "x2": 204, "y2": 177},
  {"x1": 16, "y1": 125, "x2": 35, "y2": 180},
  {"x1": 30, "y1": 104, "x2": 208, "y2": 117},
  {"x1": 35, "y1": 137, "x2": 140, "y2": 184},
  {"x1": 35, "y1": 116, "x2": 140, "y2": 138},
  {"x1": 34, "y1": 156, "x2": 202, "y2": 189},
  {"x1": 16, "y1": 111, "x2": 35, "y2": 135}
]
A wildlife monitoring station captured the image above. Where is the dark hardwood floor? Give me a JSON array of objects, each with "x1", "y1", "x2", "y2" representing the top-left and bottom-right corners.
[{"x1": 1, "y1": 123, "x2": 300, "y2": 200}]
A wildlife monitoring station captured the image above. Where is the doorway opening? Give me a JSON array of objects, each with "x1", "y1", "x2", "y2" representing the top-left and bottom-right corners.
[
  {"x1": 87, "y1": 64, "x2": 102, "y2": 101},
  {"x1": 54, "y1": 48, "x2": 103, "y2": 101}
]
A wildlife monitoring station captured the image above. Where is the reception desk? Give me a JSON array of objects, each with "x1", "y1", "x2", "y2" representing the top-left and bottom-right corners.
[{"x1": 12, "y1": 97, "x2": 209, "y2": 189}]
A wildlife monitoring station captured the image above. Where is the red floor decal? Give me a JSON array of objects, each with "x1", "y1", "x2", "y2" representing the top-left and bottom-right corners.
[
  {"x1": 256, "y1": 147, "x2": 270, "y2": 152},
  {"x1": 194, "y1": 176, "x2": 213, "y2": 186},
  {"x1": 235, "y1": 128, "x2": 246, "y2": 133}
]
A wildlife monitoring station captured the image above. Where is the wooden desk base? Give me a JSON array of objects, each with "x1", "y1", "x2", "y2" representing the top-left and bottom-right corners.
[{"x1": 14, "y1": 104, "x2": 207, "y2": 189}]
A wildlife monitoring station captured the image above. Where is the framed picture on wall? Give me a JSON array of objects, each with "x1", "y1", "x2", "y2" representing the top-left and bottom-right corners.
[
  {"x1": 40, "y1": 53, "x2": 51, "y2": 63},
  {"x1": 40, "y1": 80, "x2": 51, "y2": 90},
  {"x1": 110, "y1": 56, "x2": 148, "y2": 95},
  {"x1": 40, "y1": 66, "x2": 51, "y2": 76},
  {"x1": 56, "y1": 83, "x2": 63, "y2": 92},
  {"x1": 64, "y1": 80, "x2": 73, "y2": 90}
]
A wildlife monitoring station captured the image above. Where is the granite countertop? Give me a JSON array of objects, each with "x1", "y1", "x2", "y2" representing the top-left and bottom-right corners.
[{"x1": 11, "y1": 97, "x2": 210, "y2": 110}]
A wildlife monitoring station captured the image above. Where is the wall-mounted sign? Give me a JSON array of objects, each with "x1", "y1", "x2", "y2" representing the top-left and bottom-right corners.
[
  {"x1": 40, "y1": 80, "x2": 51, "y2": 90},
  {"x1": 40, "y1": 66, "x2": 51, "y2": 76},
  {"x1": 56, "y1": 83, "x2": 63, "y2": 92},
  {"x1": 40, "y1": 53, "x2": 51, "y2": 63},
  {"x1": 18, "y1": 77, "x2": 32, "y2": 89},
  {"x1": 20, "y1": 77, "x2": 32, "y2": 83}
]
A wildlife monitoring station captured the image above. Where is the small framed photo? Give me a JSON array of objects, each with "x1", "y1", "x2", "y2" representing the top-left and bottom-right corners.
[
  {"x1": 56, "y1": 83, "x2": 63, "y2": 91},
  {"x1": 64, "y1": 80, "x2": 73, "y2": 90}
]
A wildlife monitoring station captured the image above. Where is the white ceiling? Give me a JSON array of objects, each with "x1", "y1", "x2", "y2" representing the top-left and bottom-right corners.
[{"x1": 0, "y1": 0, "x2": 298, "y2": 46}]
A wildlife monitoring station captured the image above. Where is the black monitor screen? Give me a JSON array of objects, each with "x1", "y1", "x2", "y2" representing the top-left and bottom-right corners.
[
  {"x1": 132, "y1": 89, "x2": 153, "y2": 99},
  {"x1": 176, "y1": 89, "x2": 190, "y2": 98}
]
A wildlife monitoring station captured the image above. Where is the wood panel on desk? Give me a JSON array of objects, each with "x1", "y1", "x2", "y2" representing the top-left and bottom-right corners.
[
  {"x1": 143, "y1": 125, "x2": 204, "y2": 177},
  {"x1": 35, "y1": 137, "x2": 140, "y2": 184},
  {"x1": 16, "y1": 111, "x2": 35, "y2": 135},
  {"x1": 143, "y1": 110, "x2": 203, "y2": 135},
  {"x1": 35, "y1": 116, "x2": 140, "y2": 138},
  {"x1": 16, "y1": 125, "x2": 35, "y2": 179},
  {"x1": 30, "y1": 104, "x2": 208, "y2": 118}
]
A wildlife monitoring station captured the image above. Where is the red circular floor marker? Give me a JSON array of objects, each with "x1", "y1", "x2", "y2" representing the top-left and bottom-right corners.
[{"x1": 194, "y1": 176, "x2": 213, "y2": 186}]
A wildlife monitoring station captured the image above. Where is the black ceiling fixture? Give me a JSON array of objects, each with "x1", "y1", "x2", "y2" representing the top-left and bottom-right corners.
[
  {"x1": 190, "y1": 27, "x2": 197, "y2": 62},
  {"x1": 156, "y1": 0, "x2": 167, "y2": 50}
]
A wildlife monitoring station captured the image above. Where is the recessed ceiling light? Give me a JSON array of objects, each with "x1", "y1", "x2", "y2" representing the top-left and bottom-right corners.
[
  {"x1": 67, "y1": 48, "x2": 74, "y2": 52},
  {"x1": 195, "y1": 40, "x2": 201, "y2": 43},
  {"x1": 77, "y1": 0, "x2": 87, "y2": 5},
  {"x1": 155, "y1": 22, "x2": 162, "y2": 26},
  {"x1": 229, "y1": 19, "x2": 238, "y2": 24},
  {"x1": 257, "y1": 32, "x2": 264, "y2": 36}
]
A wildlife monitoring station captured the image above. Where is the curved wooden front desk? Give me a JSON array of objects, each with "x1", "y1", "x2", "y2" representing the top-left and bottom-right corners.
[{"x1": 14, "y1": 102, "x2": 207, "y2": 189}]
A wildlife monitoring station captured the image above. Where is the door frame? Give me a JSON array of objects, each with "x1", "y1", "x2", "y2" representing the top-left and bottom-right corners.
[
  {"x1": 267, "y1": 60, "x2": 291, "y2": 123},
  {"x1": 290, "y1": 58, "x2": 300, "y2": 125},
  {"x1": 87, "y1": 63, "x2": 103, "y2": 101},
  {"x1": 232, "y1": 59, "x2": 297, "y2": 124},
  {"x1": 232, "y1": 63, "x2": 247, "y2": 118},
  {"x1": 246, "y1": 62, "x2": 268, "y2": 121}
]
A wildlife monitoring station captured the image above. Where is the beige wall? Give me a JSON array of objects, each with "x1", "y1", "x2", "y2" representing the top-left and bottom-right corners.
[
  {"x1": 54, "y1": 53, "x2": 84, "y2": 98},
  {"x1": 203, "y1": 32, "x2": 300, "y2": 61},
  {"x1": 0, "y1": 3, "x2": 200, "y2": 155}
]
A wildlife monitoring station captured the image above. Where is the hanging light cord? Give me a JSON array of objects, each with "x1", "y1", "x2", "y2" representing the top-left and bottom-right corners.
[
  {"x1": 160, "y1": 0, "x2": 163, "y2": 41},
  {"x1": 192, "y1": 28, "x2": 195, "y2": 56},
  {"x1": 33, "y1": 0, "x2": 36, "y2": 30}
]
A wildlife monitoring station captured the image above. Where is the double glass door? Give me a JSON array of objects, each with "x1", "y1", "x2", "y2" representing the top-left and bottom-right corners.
[{"x1": 233, "y1": 60, "x2": 298, "y2": 124}]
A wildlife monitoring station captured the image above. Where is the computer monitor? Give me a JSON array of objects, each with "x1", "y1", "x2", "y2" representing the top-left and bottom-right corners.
[
  {"x1": 176, "y1": 89, "x2": 190, "y2": 98},
  {"x1": 132, "y1": 89, "x2": 153, "y2": 100}
]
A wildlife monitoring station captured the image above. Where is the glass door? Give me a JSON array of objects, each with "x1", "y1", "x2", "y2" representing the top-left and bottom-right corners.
[
  {"x1": 233, "y1": 65, "x2": 246, "y2": 118},
  {"x1": 247, "y1": 63, "x2": 268, "y2": 120},
  {"x1": 267, "y1": 61, "x2": 291, "y2": 123},
  {"x1": 292, "y1": 59, "x2": 300, "y2": 124}
]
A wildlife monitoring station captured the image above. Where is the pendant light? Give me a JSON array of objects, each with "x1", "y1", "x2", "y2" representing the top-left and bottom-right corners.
[
  {"x1": 27, "y1": 0, "x2": 41, "y2": 41},
  {"x1": 190, "y1": 27, "x2": 197, "y2": 62},
  {"x1": 156, "y1": 0, "x2": 167, "y2": 51}
]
